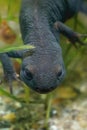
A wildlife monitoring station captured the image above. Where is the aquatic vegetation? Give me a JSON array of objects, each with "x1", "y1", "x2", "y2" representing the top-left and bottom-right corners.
[{"x1": 0, "y1": 0, "x2": 87, "y2": 130}]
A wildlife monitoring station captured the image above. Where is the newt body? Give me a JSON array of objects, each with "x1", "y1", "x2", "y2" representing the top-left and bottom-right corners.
[{"x1": 0, "y1": 0, "x2": 86, "y2": 93}]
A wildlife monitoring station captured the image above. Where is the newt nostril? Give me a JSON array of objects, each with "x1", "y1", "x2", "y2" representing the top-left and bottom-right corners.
[
  {"x1": 57, "y1": 70, "x2": 62, "y2": 80},
  {"x1": 24, "y1": 68, "x2": 33, "y2": 80},
  {"x1": 35, "y1": 87, "x2": 41, "y2": 92}
]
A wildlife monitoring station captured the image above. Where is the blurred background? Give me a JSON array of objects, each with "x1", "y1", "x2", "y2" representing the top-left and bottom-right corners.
[{"x1": 0, "y1": 0, "x2": 87, "y2": 130}]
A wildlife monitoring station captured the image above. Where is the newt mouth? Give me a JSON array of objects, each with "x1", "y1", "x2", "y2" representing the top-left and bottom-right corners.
[{"x1": 34, "y1": 86, "x2": 56, "y2": 93}]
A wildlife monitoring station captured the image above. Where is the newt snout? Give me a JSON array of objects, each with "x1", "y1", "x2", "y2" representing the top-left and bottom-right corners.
[{"x1": 20, "y1": 50, "x2": 66, "y2": 93}]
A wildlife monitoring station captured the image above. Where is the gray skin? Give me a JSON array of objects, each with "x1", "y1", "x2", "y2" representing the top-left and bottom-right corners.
[
  {"x1": 0, "y1": 0, "x2": 85, "y2": 93},
  {"x1": 19, "y1": 0, "x2": 81, "y2": 93}
]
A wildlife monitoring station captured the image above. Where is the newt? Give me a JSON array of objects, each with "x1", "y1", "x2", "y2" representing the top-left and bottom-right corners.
[{"x1": 0, "y1": 0, "x2": 87, "y2": 93}]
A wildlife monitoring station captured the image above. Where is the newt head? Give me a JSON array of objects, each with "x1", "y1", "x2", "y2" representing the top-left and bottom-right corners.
[{"x1": 20, "y1": 48, "x2": 66, "y2": 94}]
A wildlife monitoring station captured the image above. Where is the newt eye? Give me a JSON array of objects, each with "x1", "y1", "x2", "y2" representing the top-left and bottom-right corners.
[
  {"x1": 24, "y1": 68, "x2": 33, "y2": 80},
  {"x1": 57, "y1": 70, "x2": 62, "y2": 80}
]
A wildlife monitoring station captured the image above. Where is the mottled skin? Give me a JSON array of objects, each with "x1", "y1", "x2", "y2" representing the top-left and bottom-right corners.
[{"x1": 0, "y1": 0, "x2": 86, "y2": 93}]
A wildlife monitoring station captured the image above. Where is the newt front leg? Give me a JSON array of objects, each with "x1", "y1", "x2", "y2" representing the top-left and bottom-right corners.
[
  {"x1": 54, "y1": 21, "x2": 87, "y2": 47},
  {"x1": 0, "y1": 53, "x2": 19, "y2": 93}
]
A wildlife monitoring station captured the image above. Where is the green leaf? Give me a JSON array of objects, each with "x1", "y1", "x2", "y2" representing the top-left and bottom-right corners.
[
  {"x1": 84, "y1": 38, "x2": 87, "y2": 43},
  {"x1": 0, "y1": 87, "x2": 22, "y2": 102},
  {"x1": 0, "y1": 45, "x2": 35, "y2": 53}
]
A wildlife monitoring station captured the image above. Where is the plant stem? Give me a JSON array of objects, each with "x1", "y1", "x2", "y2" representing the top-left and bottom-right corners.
[
  {"x1": 24, "y1": 84, "x2": 30, "y2": 103},
  {"x1": 44, "y1": 93, "x2": 53, "y2": 130}
]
